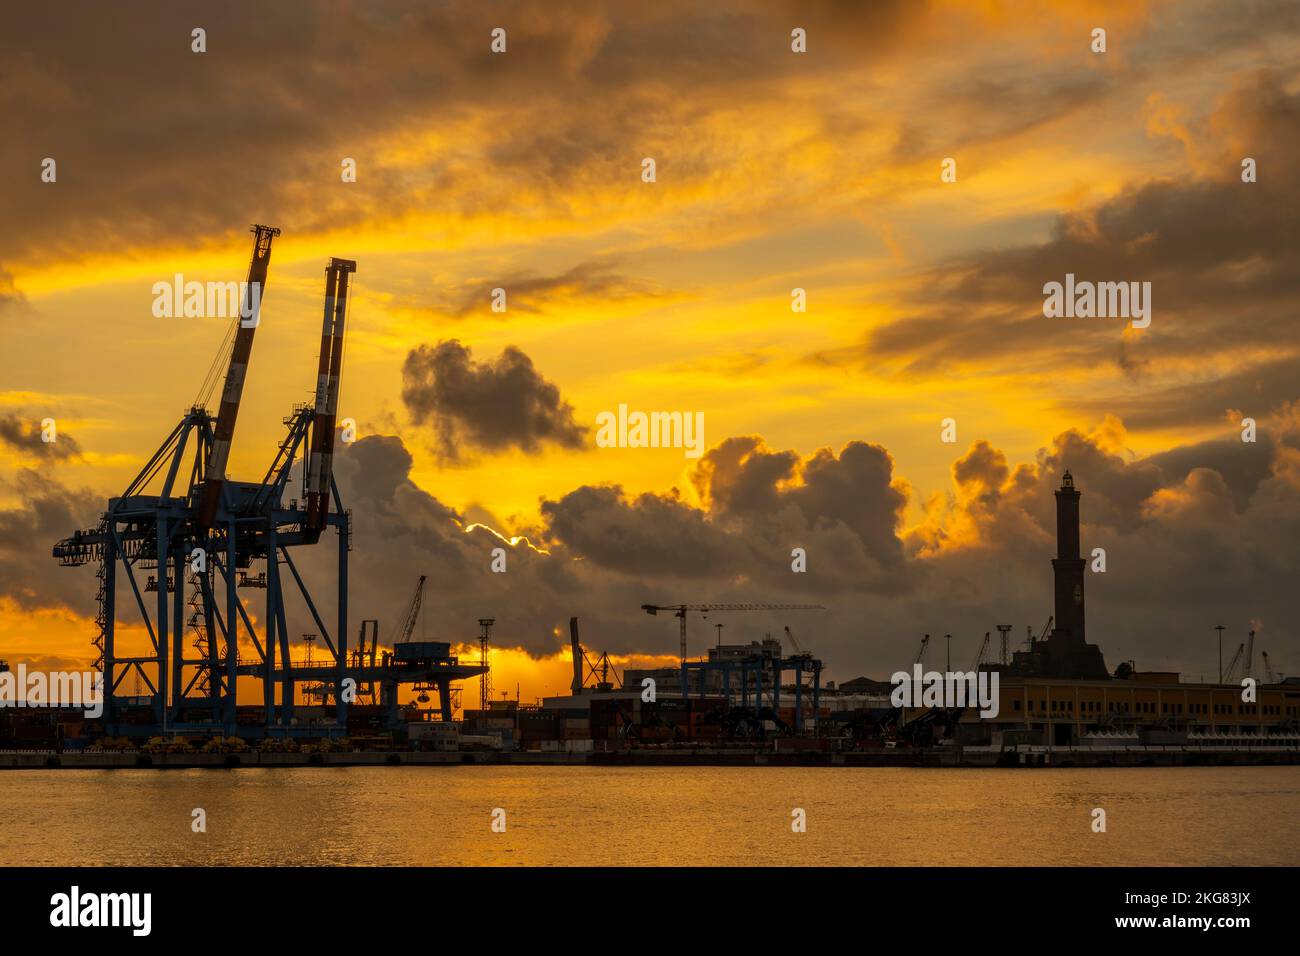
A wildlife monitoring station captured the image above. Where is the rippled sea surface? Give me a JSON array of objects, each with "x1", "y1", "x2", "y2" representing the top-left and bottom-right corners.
[{"x1": 1, "y1": 766, "x2": 1296, "y2": 866}]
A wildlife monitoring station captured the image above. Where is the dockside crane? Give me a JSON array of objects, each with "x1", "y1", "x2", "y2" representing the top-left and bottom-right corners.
[
  {"x1": 196, "y1": 224, "x2": 280, "y2": 527},
  {"x1": 1223, "y1": 642, "x2": 1246, "y2": 683},
  {"x1": 914, "y1": 634, "x2": 930, "y2": 665},
  {"x1": 640, "y1": 602, "x2": 825, "y2": 667},
  {"x1": 49, "y1": 226, "x2": 489, "y2": 740},
  {"x1": 393, "y1": 575, "x2": 427, "y2": 645},
  {"x1": 1262, "y1": 651, "x2": 1281, "y2": 684},
  {"x1": 782, "y1": 626, "x2": 810, "y2": 657},
  {"x1": 306, "y1": 258, "x2": 357, "y2": 534},
  {"x1": 970, "y1": 632, "x2": 990, "y2": 671}
]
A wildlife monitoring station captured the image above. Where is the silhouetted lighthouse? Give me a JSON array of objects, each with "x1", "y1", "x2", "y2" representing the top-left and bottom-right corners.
[
  {"x1": 1007, "y1": 470, "x2": 1109, "y2": 679},
  {"x1": 1051, "y1": 470, "x2": 1086, "y2": 643}
]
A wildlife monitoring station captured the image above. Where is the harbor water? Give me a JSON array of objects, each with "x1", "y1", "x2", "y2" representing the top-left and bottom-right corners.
[{"x1": 1, "y1": 765, "x2": 1296, "y2": 866}]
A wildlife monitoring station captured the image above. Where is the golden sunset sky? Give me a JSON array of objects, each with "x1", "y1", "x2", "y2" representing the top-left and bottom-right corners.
[{"x1": 2, "y1": 0, "x2": 1298, "y2": 703}]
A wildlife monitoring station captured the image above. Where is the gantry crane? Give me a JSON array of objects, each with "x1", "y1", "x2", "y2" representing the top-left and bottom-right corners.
[
  {"x1": 640, "y1": 602, "x2": 825, "y2": 666},
  {"x1": 51, "y1": 227, "x2": 485, "y2": 738}
]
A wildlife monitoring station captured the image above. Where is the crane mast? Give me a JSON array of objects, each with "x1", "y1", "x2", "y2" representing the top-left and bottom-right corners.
[
  {"x1": 196, "y1": 224, "x2": 280, "y2": 526},
  {"x1": 306, "y1": 258, "x2": 357, "y2": 532}
]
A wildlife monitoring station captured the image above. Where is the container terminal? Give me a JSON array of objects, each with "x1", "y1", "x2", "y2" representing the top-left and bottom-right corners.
[{"x1": 3, "y1": 226, "x2": 1298, "y2": 769}]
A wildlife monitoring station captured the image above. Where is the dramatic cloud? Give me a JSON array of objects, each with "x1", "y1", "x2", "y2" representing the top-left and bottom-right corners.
[
  {"x1": 0, "y1": 267, "x2": 22, "y2": 313},
  {"x1": 400, "y1": 340, "x2": 587, "y2": 461},
  {"x1": 308, "y1": 410, "x2": 1299, "y2": 678},
  {"x1": 0, "y1": 414, "x2": 81, "y2": 460},
  {"x1": 0, "y1": 469, "x2": 100, "y2": 614},
  {"x1": 817, "y1": 70, "x2": 1300, "y2": 433},
  {"x1": 440, "y1": 261, "x2": 659, "y2": 318},
  {"x1": 7, "y1": 1, "x2": 1299, "y2": 689},
  {"x1": 0, "y1": 0, "x2": 927, "y2": 266},
  {"x1": 25, "y1": 412, "x2": 1300, "y2": 680}
]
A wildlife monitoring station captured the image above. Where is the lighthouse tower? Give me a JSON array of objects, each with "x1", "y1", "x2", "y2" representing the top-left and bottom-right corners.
[
  {"x1": 1007, "y1": 471, "x2": 1109, "y2": 679},
  {"x1": 1052, "y1": 470, "x2": 1086, "y2": 643}
]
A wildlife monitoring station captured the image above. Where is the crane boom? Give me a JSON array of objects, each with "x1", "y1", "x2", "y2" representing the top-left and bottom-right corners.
[
  {"x1": 396, "y1": 575, "x2": 427, "y2": 644},
  {"x1": 783, "y1": 625, "x2": 805, "y2": 654},
  {"x1": 197, "y1": 224, "x2": 280, "y2": 526},
  {"x1": 640, "y1": 602, "x2": 825, "y2": 666},
  {"x1": 1223, "y1": 642, "x2": 1245, "y2": 683},
  {"x1": 306, "y1": 257, "x2": 357, "y2": 531},
  {"x1": 914, "y1": 634, "x2": 930, "y2": 665},
  {"x1": 1262, "y1": 650, "x2": 1279, "y2": 684}
]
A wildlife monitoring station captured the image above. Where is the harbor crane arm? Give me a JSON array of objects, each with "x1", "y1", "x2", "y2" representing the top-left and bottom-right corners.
[
  {"x1": 306, "y1": 258, "x2": 357, "y2": 532},
  {"x1": 395, "y1": 575, "x2": 427, "y2": 644},
  {"x1": 197, "y1": 224, "x2": 281, "y2": 526},
  {"x1": 1223, "y1": 643, "x2": 1245, "y2": 683},
  {"x1": 783, "y1": 626, "x2": 806, "y2": 655},
  {"x1": 1262, "y1": 651, "x2": 1279, "y2": 684},
  {"x1": 970, "y1": 632, "x2": 990, "y2": 671}
]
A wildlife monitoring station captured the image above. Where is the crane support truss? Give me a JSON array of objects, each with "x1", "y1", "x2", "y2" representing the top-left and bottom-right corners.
[{"x1": 50, "y1": 228, "x2": 485, "y2": 738}]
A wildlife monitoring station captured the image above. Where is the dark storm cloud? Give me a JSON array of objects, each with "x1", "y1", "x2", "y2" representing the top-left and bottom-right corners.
[
  {"x1": 540, "y1": 485, "x2": 747, "y2": 578},
  {"x1": 1145, "y1": 432, "x2": 1281, "y2": 512},
  {"x1": 0, "y1": 414, "x2": 82, "y2": 460},
  {"x1": 690, "y1": 437, "x2": 909, "y2": 579},
  {"x1": 329, "y1": 421, "x2": 1300, "y2": 676},
  {"x1": 0, "y1": 0, "x2": 925, "y2": 265},
  {"x1": 0, "y1": 267, "x2": 23, "y2": 312},
  {"x1": 23, "y1": 419, "x2": 1300, "y2": 677},
  {"x1": 544, "y1": 437, "x2": 912, "y2": 596},
  {"x1": 295, "y1": 434, "x2": 667, "y2": 657},
  {"x1": 823, "y1": 71, "x2": 1300, "y2": 432},
  {"x1": 0, "y1": 469, "x2": 100, "y2": 614},
  {"x1": 1073, "y1": 355, "x2": 1300, "y2": 433},
  {"x1": 909, "y1": 419, "x2": 1300, "y2": 675},
  {"x1": 441, "y1": 261, "x2": 657, "y2": 318},
  {"x1": 400, "y1": 340, "x2": 587, "y2": 461}
]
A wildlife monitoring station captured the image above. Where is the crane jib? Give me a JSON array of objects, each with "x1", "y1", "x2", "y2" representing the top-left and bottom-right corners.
[{"x1": 196, "y1": 224, "x2": 280, "y2": 527}]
